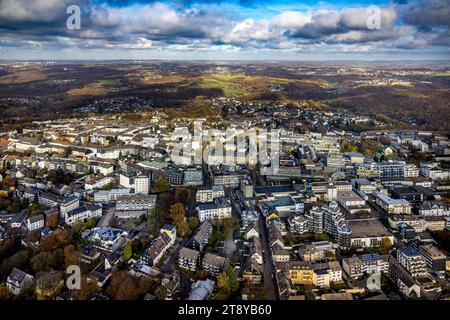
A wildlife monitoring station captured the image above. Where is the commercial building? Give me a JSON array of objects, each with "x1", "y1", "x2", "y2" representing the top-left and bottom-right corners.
[{"x1": 348, "y1": 219, "x2": 394, "y2": 249}]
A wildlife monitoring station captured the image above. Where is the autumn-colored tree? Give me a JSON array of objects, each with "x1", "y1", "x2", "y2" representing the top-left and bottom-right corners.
[
  {"x1": 106, "y1": 271, "x2": 152, "y2": 300},
  {"x1": 31, "y1": 252, "x2": 53, "y2": 273},
  {"x1": 169, "y1": 203, "x2": 189, "y2": 236},
  {"x1": 154, "y1": 285, "x2": 167, "y2": 300},
  {"x1": 359, "y1": 139, "x2": 380, "y2": 156},
  {"x1": 175, "y1": 187, "x2": 190, "y2": 207},
  {"x1": 380, "y1": 237, "x2": 393, "y2": 252},
  {"x1": 187, "y1": 216, "x2": 199, "y2": 232},
  {"x1": 36, "y1": 271, "x2": 64, "y2": 300},
  {"x1": 153, "y1": 177, "x2": 169, "y2": 193},
  {"x1": 123, "y1": 240, "x2": 132, "y2": 261},
  {"x1": 340, "y1": 139, "x2": 358, "y2": 153},
  {"x1": 0, "y1": 250, "x2": 29, "y2": 280},
  {"x1": 45, "y1": 211, "x2": 58, "y2": 228},
  {"x1": 108, "y1": 216, "x2": 118, "y2": 228},
  {"x1": 215, "y1": 266, "x2": 239, "y2": 300},
  {"x1": 71, "y1": 276, "x2": 101, "y2": 300},
  {"x1": 63, "y1": 245, "x2": 81, "y2": 269},
  {"x1": 193, "y1": 270, "x2": 208, "y2": 281},
  {"x1": 0, "y1": 284, "x2": 13, "y2": 300},
  {"x1": 41, "y1": 229, "x2": 71, "y2": 252}
]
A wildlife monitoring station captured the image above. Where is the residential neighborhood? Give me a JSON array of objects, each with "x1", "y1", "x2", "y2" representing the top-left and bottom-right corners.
[{"x1": 0, "y1": 105, "x2": 449, "y2": 301}]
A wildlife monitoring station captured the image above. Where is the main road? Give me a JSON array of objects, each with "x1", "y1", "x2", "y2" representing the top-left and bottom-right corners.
[{"x1": 258, "y1": 216, "x2": 279, "y2": 300}]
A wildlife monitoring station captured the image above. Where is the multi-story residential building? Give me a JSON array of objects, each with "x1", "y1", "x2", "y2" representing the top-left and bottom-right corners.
[
  {"x1": 60, "y1": 196, "x2": 80, "y2": 218},
  {"x1": 287, "y1": 260, "x2": 342, "y2": 288},
  {"x1": 356, "y1": 162, "x2": 417, "y2": 179},
  {"x1": 389, "y1": 258, "x2": 421, "y2": 298},
  {"x1": 178, "y1": 247, "x2": 200, "y2": 271},
  {"x1": 304, "y1": 202, "x2": 352, "y2": 249},
  {"x1": 287, "y1": 261, "x2": 315, "y2": 285},
  {"x1": 287, "y1": 214, "x2": 309, "y2": 234},
  {"x1": 249, "y1": 237, "x2": 263, "y2": 265},
  {"x1": 342, "y1": 253, "x2": 389, "y2": 280},
  {"x1": 38, "y1": 192, "x2": 62, "y2": 207},
  {"x1": 388, "y1": 214, "x2": 427, "y2": 232},
  {"x1": 85, "y1": 174, "x2": 116, "y2": 190},
  {"x1": 378, "y1": 162, "x2": 410, "y2": 179},
  {"x1": 241, "y1": 209, "x2": 259, "y2": 230},
  {"x1": 404, "y1": 164, "x2": 420, "y2": 178},
  {"x1": 25, "y1": 214, "x2": 45, "y2": 231},
  {"x1": 356, "y1": 163, "x2": 381, "y2": 178},
  {"x1": 192, "y1": 221, "x2": 212, "y2": 252},
  {"x1": 80, "y1": 245, "x2": 101, "y2": 269},
  {"x1": 272, "y1": 243, "x2": 290, "y2": 262},
  {"x1": 305, "y1": 206, "x2": 324, "y2": 233},
  {"x1": 65, "y1": 204, "x2": 102, "y2": 225},
  {"x1": 391, "y1": 187, "x2": 424, "y2": 206},
  {"x1": 397, "y1": 246, "x2": 428, "y2": 278},
  {"x1": 196, "y1": 185, "x2": 225, "y2": 203},
  {"x1": 373, "y1": 191, "x2": 411, "y2": 214},
  {"x1": 94, "y1": 188, "x2": 132, "y2": 203},
  {"x1": 115, "y1": 194, "x2": 157, "y2": 212},
  {"x1": 420, "y1": 167, "x2": 450, "y2": 181},
  {"x1": 183, "y1": 168, "x2": 203, "y2": 187},
  {"x1": 143, "y1": 226, "x2": 176, "y2": 266},
  {"x1": 418, "y1": 244, "x2": 447, "y2": 272},
  {"x1": 342, "y1": 256, "x2": 364, "y2": 280},
  {"x1": 82, "y1": 227, "x2": 128, "y2": 252},
  {"x1": 6, "y1": 268, "x2": 34, "y2": 295},
  {"x1": 299, "y1": 241, "x2": 336, "y2": 262},
  {"x1": 419, "y1": 201, "x2": 450, "y2": 216},
  {"x1": 197, "y1": 197, "x2": 232, "y2": 222},
  {"x1": 134, "y1": 175, "x2": 150, "y2": 194},
  {"x1": 202, "y1": 253, "x2": 227, "y2": 275}
]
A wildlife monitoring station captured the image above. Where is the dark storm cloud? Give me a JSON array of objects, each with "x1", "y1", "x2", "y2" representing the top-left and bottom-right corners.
[
  {"x1": 396, "y1": 0, "x2": 450, "y2": 27},
  {"x1": 0, "y1": 0, "x2": 448, "y2": 57}
]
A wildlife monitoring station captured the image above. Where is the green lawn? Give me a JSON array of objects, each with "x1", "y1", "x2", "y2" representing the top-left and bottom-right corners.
[
  {"x1": 192, "y1": 78, "x2": 244, "y2": 96},
  {"x1": 97, "y1": 78, "x2": 120, "y2": 86}
]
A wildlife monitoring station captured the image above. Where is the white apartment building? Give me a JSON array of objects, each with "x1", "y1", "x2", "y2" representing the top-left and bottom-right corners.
[
  {"x1": 404, "y1": 164, "x2": 420, "y2": 178},
  {"x1": 373, "y1": 191, "x2": 411, "y2": 214},
  {"x1": 25, "y1": 214, "x2": 45, "y2": 231},
  {"x1": 196, "y1": 185, "x2": 225, "y2": 203},
  {"x1": 65, "y1": 204, "x2": 102, "y2": 225},
  {"x1": 85, "y1": 176, "x2": 115, "y2": 190},
  {"x1": 197, "y1": 198, "x2": 232, "y2": 222},
  {"x1": 94, "y1": 188, "x2": 132, "y2": 203},
  {"x1": 134, "y1": 175, "x2": 150, "y2": 195},
  {"x1": 60, "y1": 196, "x2": 80, "y2": 219},
  {"x1": 397, "y1": 247, "x2": 428, "y2": 278}
]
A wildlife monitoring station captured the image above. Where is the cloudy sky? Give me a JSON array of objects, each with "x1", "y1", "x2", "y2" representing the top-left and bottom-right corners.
[{"x1": 0, "y1": 0, "x2": 448, "y2": 60}]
